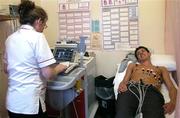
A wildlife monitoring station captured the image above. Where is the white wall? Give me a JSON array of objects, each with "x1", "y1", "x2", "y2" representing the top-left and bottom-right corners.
[
  {"x1": 139, "y1": 0, "x2": 165, "y2": 52},
  {"x1": 40, "y1": 0, "x2": 166, "y2": 78},
  {"x1": 0, "y1": 0, "x2": 167, "y2": 78},
  {"x1": 0, "y1": 0, "x2": 20, "y2": 5},
  {"x1": 39, "y1": 0, "x2": 59, "y2": 48}
]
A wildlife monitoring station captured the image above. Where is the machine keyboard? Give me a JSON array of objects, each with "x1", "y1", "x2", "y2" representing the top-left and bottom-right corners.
[{"x1": 64, "y1": 63, "x2": 79, "y2": 74}]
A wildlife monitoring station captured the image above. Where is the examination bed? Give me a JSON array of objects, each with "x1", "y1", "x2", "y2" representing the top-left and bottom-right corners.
[{"x1": 113, "y1": 53, "x2": 178, "y2": 118}]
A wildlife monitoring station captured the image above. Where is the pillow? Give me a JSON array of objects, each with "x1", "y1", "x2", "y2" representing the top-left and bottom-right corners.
[{"x1": 151, "y1": 54, "x2": 176, "y2": 71}]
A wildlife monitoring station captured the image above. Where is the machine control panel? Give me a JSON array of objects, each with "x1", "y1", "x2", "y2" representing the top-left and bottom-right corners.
[{"x1": 54, "y1": 47, "x2": 76, "y2": 62}]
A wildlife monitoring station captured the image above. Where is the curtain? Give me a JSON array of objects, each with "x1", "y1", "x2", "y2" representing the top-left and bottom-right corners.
[
  {"x1": 165, "y1": 0, "x2": 180, "y2": 117},
  {"x1": 165, "y1": 0, "x2": 175, "y2": 55},
  {"x1": 174, "y1": 2, "x2": 180, "y2": 117}
]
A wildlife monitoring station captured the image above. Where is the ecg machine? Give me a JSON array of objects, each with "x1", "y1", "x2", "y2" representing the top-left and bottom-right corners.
[
  {"x1": 53, "y1": 44, "x2": 79, "y2": 74},
  {"x1": 48, "y1": 42, "x2": 97, "y2": 118}
]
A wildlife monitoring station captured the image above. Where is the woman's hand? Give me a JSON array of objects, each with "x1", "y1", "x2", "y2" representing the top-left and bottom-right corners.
[
  {"x1": 55, "y1": 63, "x2": 69, "y2": 73},
  {"x1": 40, "y1": 63, "x2": 69, "y2": 80}
]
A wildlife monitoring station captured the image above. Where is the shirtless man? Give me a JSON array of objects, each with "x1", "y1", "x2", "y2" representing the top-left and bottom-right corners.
[{"x1": 115, "y1": 46, "x2": 177, "y2": 118}]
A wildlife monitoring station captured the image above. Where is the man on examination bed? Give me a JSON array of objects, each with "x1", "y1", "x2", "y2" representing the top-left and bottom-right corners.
[{"x1": 115, "y1": 46, "x2": 177, "y2": 118}]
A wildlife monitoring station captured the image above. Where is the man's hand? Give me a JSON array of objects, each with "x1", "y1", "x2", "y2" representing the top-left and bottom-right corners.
[
  {"x1": 163, "y1": 102, "x2": 176, "y2": 114},
  {"x1": 118, "y1": 81, "x2": 128, "y2": 93}
]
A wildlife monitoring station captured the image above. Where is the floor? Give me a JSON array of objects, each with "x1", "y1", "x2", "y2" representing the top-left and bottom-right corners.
[
  {"x1": 94, "y1": 98, "x2": 115, "y2": 118},
  {"x1": 94, "y1": 106, "x2": 115, "y2": 118}
]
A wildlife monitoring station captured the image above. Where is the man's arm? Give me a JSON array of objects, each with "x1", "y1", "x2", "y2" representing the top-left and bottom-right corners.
[
  {"x1": 161, "y1": 67, "x2": 177, "y2": 114},
  {"x1": 118, "y1": 63, "x2": 134, "y2": 92},
  {"x1": 122, "y1": 63, "x2": 135, "y2": 83}
]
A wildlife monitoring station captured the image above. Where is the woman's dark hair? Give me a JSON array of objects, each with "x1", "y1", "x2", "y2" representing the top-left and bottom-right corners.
[
  {"x1": 18, "y1": 0, "x2": 48, "y2": 25},
  {"x1": 134, "y1": 46, "x2": 150, "y2": 59}
]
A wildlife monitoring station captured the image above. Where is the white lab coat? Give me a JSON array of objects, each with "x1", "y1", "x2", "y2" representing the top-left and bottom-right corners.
[{"x1": 4, "y1": 25, "x2": 56, "y2": 114}]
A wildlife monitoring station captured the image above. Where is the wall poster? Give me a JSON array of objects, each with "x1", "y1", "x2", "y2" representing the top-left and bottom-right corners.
[
  {"x1": 101, "y1": 0, "x2": 139, "y2": 50},
  {"x1": 58, "y1": 0, "x2": 91, "y2": 49},
  {"x1": 57, "y1": 0, "x2": 139, "y2": 50}
]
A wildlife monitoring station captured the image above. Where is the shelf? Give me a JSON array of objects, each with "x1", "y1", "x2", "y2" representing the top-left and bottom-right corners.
[{"x1": 0, "y1": 15, "x2": 16, "y2": 22}]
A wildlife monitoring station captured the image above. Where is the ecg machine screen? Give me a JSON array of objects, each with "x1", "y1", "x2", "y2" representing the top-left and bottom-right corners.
[{"x1": 54, "y1": 47, "x2": 75, "y2": 62}]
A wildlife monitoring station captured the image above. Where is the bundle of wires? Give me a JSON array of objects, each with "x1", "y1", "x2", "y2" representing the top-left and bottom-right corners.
[{"x1": 128, "y1": 80, "x2": 150, "y2": 118}]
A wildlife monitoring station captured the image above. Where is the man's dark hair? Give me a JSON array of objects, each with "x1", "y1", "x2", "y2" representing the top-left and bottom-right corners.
[{"x1": 135, "y1": 46, "x2": 150, "y2": 59}]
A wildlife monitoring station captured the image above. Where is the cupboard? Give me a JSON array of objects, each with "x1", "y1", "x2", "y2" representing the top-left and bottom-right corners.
[{"x1": 0, "y1": 15, "x2": 14, "y2": 118}]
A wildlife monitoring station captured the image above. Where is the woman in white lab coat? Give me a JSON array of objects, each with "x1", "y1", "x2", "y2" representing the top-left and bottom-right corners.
[{"x1": 3, "y1": 1, "x2": 67, "y2": 118}]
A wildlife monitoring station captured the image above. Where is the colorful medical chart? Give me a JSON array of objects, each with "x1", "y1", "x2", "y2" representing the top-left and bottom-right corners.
[
  {"x1": 102, "y1": 0, "x2": 139, "y2": 50},
  {"x1": 57, "y1": 0, "x2": 139, "y2": 50},
  {"x1": 58, "y1": 1, "x2": 91, "y2": 49}
]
